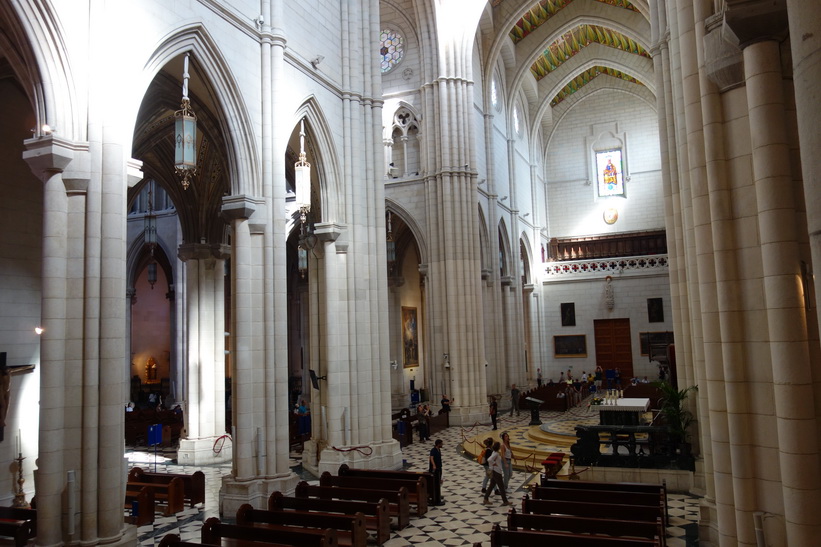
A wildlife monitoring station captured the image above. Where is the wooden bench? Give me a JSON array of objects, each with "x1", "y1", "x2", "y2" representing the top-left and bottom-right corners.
[
  {"x1": 159, "y1": 534, "x2": 219, "y2": 547},
  {"x1": 237, "y1": 503, "x2": 367, "y2": 547},
  {"x1": 489, "y1": 522, "x2": 661, "y2": 546},
  {"x1": 539, "y1": 478, "x2": 668, "y2": 524},
  {"x1": 124, "y1": 485, "x2": 155, "y2": 526},
  {"x1": 320, "y1": 471, "x2": 427, "y2": 516},
  {"x1": 337, "y1": 463, "x2": 440, "y2": 505},
  {"x1": 0, "y1": 506, "x2": 37, "y2": 547},
  {"x1": 270, "y1": 491, "x2": 390, "y2": 545},
  {"x1": 523, "y1": 496, "x2": 663, "y2": 524},
  {"x1": 201, "y1": 517, "x2": 338, "y2": 547},
  {"x1": 126, "y1": 476, "x2": 184, "y2": 516},
  {"x1": 129, "y1": 467, "x2": 206, "y2": 507},
  {"x1": 532, "y1": 486, "x2": 665, "y2": 520},
  {"x1": 295, "y1": 481, "x2": 410, "y2": 531},
  {"x1": 507, "y1": 507, "x2": 665, "y2": 547}
]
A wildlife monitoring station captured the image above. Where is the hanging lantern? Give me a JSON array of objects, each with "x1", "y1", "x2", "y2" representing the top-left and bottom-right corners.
[
  {"x1": 148, "y1": 262, "x2": 157, "y2": 290},
  {"x1": 294, "y1": 119, "x2": 311, "y2": 224},
  {"x1": 174, "y1": 53, "x2": 197, "y2": 189},
  {"x1": 386, "y1": 211, "x2": 396, "y2": 268},
  {"x1": 298, "y1": 247, "x2": 308, "y2": 278}
]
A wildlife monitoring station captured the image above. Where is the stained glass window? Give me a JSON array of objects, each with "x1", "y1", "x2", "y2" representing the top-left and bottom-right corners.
[
  {"x1": 596, "y1": 149, "x2": 625, "y2": 197},
  {"x1": 380, "y1": 29, "x2": 404, "y2": 73},
  {"x1": 491, "y1": 79, "x2": 498, "y2": 109},
  {"x1": 513, "y1": 105, "x2": 520, "y2": 136}
]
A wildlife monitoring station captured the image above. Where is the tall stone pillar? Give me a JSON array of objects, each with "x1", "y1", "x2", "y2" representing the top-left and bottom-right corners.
[
  {"x1": 23, "y1": 137, "x2": 72, "y2": 547},
  {"x1": 177, "y1": 243, "x2": 229, "y2": 465},
  {"x1": 219, "y1": 195, "x2": 300, "y2": 516},
  {"x1": 744, "y1": 38, "x2": 821, "y2": 545},
  {"x1": 786, "y1": 0, "x2": 821, "y2": 322}
]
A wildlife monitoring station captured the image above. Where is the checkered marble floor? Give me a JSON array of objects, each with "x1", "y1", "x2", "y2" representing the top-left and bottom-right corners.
[{"x1": 130, "y1": 410, "x2": 700, "y2": 546}]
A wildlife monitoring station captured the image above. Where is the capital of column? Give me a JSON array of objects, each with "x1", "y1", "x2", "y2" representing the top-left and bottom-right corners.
[
  {"x1": 724, "y1": 0, "x2": 788, "y2": 47},
  {"x1": 221, "y1": 194, "x2": 261, "y2": 221},
  {"x1": 22, "y1": 135, "x2": 78, "y2": 182},
  {"x1": 314, "y1": 222, "x2": 345, "y2": 243},
  {"x1": 500, "y1": 275, "x2": 514, "y2": 287},
  {"x1": 178, "y1": 242, "x2": 231, "y2": 262}
]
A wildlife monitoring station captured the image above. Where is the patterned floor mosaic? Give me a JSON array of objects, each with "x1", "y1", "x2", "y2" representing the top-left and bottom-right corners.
[{"x1": 130, "y1": 408, "x2": 700, "y2": 546}]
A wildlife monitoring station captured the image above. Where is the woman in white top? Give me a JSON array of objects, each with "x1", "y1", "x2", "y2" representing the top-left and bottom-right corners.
[
  {"x1": 501, "y1": 432, "x2": 513, "y2": 489},
  {"x1": 482, "y1": 442, "x2": 510, "y2": 506}
]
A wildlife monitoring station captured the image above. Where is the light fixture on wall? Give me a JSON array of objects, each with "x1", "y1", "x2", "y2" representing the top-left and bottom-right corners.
[
  {"x1": 500, "y1": 196, "x2": 508, "y2": 201},
  {"x1": 386, "y1": 211, "x2": 396, "y2": 273},
  {"x1": 310, "y1": 55, "x2": 325, "y2": 69},
  {"x1": 295, "y1": 119, "x2": 317, "y2": 278},
  {"x1": 174, "y1": 53, "x2": 198, "y2": 190},
  {"x1": 34, "y1": 327, "x2": 44, "y2": 335}
]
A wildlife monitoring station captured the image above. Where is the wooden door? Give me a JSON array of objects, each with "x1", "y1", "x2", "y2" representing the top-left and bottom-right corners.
[{"x1": 594, "y1": 318, "x2": 633, "y2": 380}]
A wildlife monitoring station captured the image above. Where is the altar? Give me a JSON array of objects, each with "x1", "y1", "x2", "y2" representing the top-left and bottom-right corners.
[{"x1": 598, "y1": 397, "x2": 651, "y2": 426}]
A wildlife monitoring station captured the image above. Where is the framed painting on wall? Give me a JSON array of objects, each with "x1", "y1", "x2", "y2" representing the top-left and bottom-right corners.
[
  {"x1": 647, "y1": 297, "x2": 664, "y2": 323},
  {"x1": 639, "y1": 331, "x2": 675, "y2": 356},
  {"x1": 596, "y1": 149, "x2": 625, "y2": 197},
  {"x1": 402, "y1": 306, "x2": 419, "y2": 368},
  {"x1": 554, "y1": 335, "x2": 587, "y2": 358},
  {"x1": 561, "y1": 303, "x2": 576, "y2": 327}
]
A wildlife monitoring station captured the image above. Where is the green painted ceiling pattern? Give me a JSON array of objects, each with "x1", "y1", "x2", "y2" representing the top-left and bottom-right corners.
[
  {"x1": 509, "y1": 0, "x2": 640, "y2": 44},
  {"x1": 530, "y1": 24, "x2": 649, "y2": 81},
  {"x1": 550, "y1": 65, "x2": 644, "y2": 107}
]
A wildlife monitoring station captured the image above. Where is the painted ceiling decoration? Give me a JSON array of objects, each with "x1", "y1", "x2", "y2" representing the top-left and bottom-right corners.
[
  {"x1": 550, "y1": 65, "x2": 644, "y2": 106},
  {"x1": 510, "y1": 0, "x2": 640, "y2": 44},
  {"x1": 530, "y1": 23, "x2": 649, "y2": 80}
]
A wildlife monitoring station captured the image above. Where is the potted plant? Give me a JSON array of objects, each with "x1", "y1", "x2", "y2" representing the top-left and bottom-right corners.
[{"x1": 654, "y1": 380, "x2": 698, "y2": 455}]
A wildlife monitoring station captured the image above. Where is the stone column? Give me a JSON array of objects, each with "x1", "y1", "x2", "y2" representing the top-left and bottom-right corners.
[
  {"x1": 744, "y1": 38, "x2": 821, "y2": 545},
  {"x1": 786, "y1": 0, "x2": 821, "y2": 322},
  {"x1": 23, "y1": 137, "x2": 73, "y2": 547},
  {"x1": 177, "y1": 243, "x2": 229, "y2": 465}
]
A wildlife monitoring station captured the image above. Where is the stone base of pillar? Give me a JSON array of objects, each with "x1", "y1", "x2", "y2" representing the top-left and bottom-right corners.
[
  {"x1": 445, "y1": 405, "x2": 488, "y2": 428},
  {"x1": 178, "y1": 436, "x2": 232, "y2": 465},
  {"x1": 220, "y1": 472, "x2": 301, "y2": 517},
  {"x1": 301, "y1": 438, "x2": 403, "y2": 478},
  {"x1": 698, "y1": 498, "x2": 719, "y2": 547}
]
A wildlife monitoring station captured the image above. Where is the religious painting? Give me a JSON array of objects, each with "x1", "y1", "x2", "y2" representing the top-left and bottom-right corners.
[
  {"x1": 402, "y1": 306, "x2": 419, "y2": 368},
  {"x1": 560, "y1": 303, "x2": 576, "y2": 327},
  {"x1": 647, "y1": 297, "x2": 664, "y2": 323},
  {"x1": 554, "y1": 335, "x2": 587, "y2": 358},
  {"x1": 596, "y1": 149, "x2": 625, "y2": 197},
  {"x1": 640, "y1": 331, "x2": 675, "y2": 356}
]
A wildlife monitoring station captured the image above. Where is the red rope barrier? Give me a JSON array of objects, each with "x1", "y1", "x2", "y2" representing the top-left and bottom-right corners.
[
  {"x1": 331, "y1": 445, "x2": 374, "y2": 457},
  {"x1": 213, "y1": 434, "x2": 232, "y2": 454}
]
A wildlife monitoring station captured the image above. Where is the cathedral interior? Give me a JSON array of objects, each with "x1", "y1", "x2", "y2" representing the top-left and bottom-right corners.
[{"x1": 0, "y1": 0, "x2": 819, "y2": 545}]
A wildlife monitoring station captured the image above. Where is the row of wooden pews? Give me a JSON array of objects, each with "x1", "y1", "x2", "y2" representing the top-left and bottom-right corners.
[
  {"x1": 0, "y1": 506, "x2": 37, "y2": 546},
  {"x1": 125, "y1": 467, "x2": 205, "y2": 526},
  {"x1": 478, "y1": 478, "x2": 668, "y2": 546},
  {"x1": 157, "y1": 464, "x2": 438, "y2": 547}
]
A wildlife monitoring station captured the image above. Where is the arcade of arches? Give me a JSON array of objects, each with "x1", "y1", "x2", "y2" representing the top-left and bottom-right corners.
[{"x1": 0, "y1": 0, "x2": 820, "y2": 545}]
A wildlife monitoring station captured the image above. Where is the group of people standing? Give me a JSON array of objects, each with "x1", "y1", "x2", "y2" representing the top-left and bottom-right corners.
[{"x1": 479, "y1": 432, "x2": 514, "y2": 506}]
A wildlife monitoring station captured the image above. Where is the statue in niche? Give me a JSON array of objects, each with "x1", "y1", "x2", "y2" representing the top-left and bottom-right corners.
[
  {"x1": 604, "y1": 275, "x2": 615, "y2": 310},
  {"x1": 146, "y1": 356, "x2": 159, "y2": 383}
]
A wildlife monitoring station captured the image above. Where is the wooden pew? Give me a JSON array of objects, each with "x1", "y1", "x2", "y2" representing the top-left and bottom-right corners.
[
  {"x1": 0, "y1": 506, "x2": 37, "y2": 547},
  {"x1": 158, "y1": 534, "x2": 219, "y2": 547},
  {"x1": 337, "y1": 463, "x2": 440, "y2": 505},
  {"x1": 489, "y1": 523, "x2": 661, "y2": 546},
  {"x1": 126, "y1": 476, "x2": 184, "y2": 516},
  {"x1": 295, "y1": 481, "x2": 410, "y2": 531},
  {"x1": 237, "y1": 503, "x2": 367, "y2": 547},
  {"x1": 522, "y1": 496, "x2": 663, "y2": 524},
  {"x1": 271, "y1": 490, "x2": 390, "y2": 545},
  {"x1": 320, "y1": 471, "x2": 427, "y2": 516},
  {"x1": 532, "y1": 486, "x2": 665, "y2": 517},
  {"x1": 124, "y1": 485, "x2": 155, "y2": 526},
  {"x1": 201, "y1": 517, "x2": 338, "y2": 547},
  {"x1": 129, "y1": 467, "x2": 206, "y2": 507},
  {"x1": 507, "y1": 507, "x2": 665, "y2": 547},
  {"x1": 539, "y1": 478, "x2": 668, "y2": 524}
]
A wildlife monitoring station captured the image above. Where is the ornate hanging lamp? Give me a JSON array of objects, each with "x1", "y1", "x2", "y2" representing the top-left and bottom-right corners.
[
  {"x1": 144, "y1": 184, "x2": 158, "y2": 289},
  {"x1": 174, "y1": 53, "x2": 197, "y2": 189},
  {"x1": 294, "y1": 119, "x2": 311, "y2": 225},
  {"x1": 386, "y1": 211, "x2": 396, "y2": 272}
]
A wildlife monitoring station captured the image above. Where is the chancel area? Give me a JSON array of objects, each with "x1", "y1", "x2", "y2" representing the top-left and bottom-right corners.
[{"x1": 0, "y1": 0, "x2": 820, "y2": 545}]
